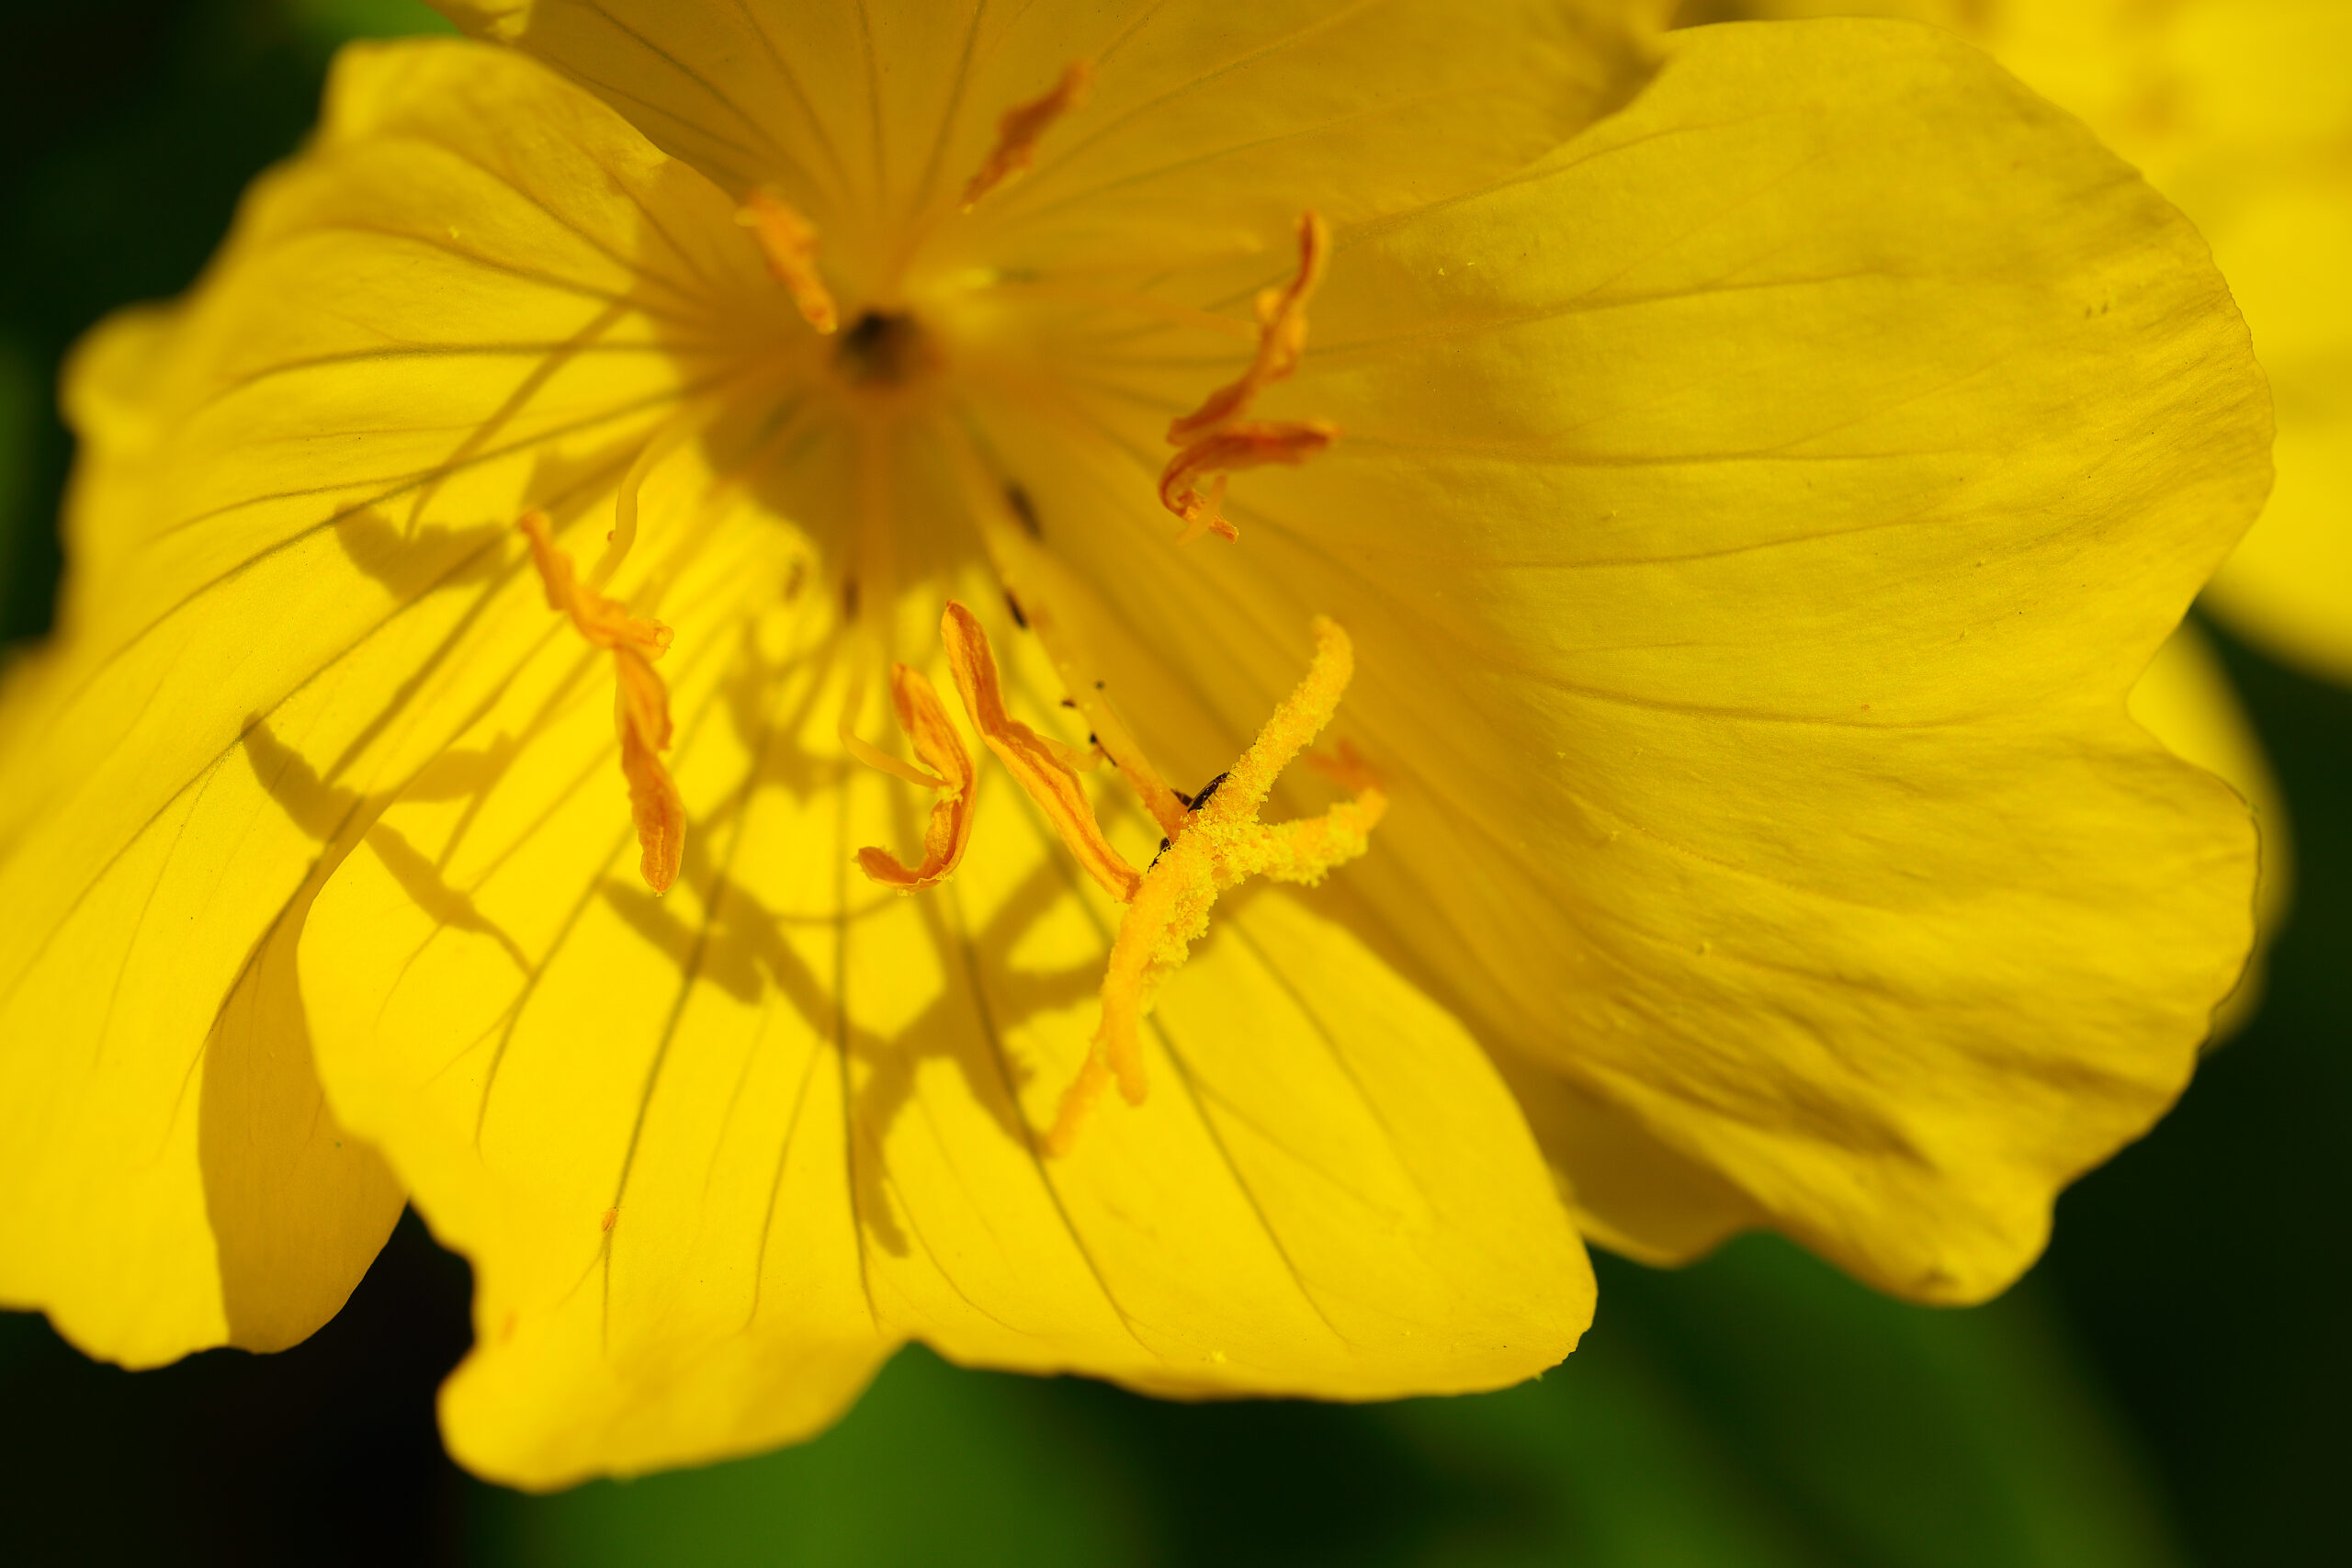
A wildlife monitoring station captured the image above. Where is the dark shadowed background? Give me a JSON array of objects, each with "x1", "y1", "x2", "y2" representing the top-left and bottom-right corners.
[{"x1": 1, "y1": 4, "x2": 2343, "y2": 1563}]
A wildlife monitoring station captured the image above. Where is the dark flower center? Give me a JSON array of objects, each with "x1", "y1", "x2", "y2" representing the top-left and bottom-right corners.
[{"x1": 835, "y1": 310, "x2": 930, "y2": 388}]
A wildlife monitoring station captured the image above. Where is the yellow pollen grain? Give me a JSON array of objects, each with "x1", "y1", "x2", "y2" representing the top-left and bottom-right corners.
[
  {"x1": 735, "y1": 188, "x2": 840, "y2": 334},
  {"x1": 849, "y1": 662, "x2": 978, "y2": 893},
  {"x1": 1047, "y1": 616, "x2": 1386, "y2": 1155},
  {"x1": 517, "y1": 511, "x2": 684, "y2": 895},
  {"x1": 961, "y1": 60, "x2": 1092, "y2": 211}
]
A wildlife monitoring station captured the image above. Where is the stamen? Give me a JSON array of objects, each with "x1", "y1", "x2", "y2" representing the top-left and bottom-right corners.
[
  {"x1": 960, "y1": 61, "x2": 1093, "y2": 212},
  {"x1": 933, "y1": 418, "x2": 1191, "y2": 835},
  {"x1": 850, "y1": 663, "x2": 978, "y2": 892},
  {"x1": 940, "y1": 602, "x2": 1143, "y2": 904},
  {"x1": 518, "y1": 511, "x2": 684, "y2": 894},
  {"x1": 735, "y1": 189, "x2": 840, "y2": 333},
  {"x1": 594, "y1": 393, "x2": 729, "y2": 586},
  {"x1": 1166, "y1": 213, "x2": 1331, "y2": 443},
  {"x1": 1159, "y1": 420, "x2": 1339, "y2": 544},
  {"x1": 1046, "y1": 616, "x2": 1385, "y2": 1155},
  {"x1": 615, "y1": 658, "x2": 685, "y2": 895},
  {"x1": 1157, "y1": 213, "x2": 1340, "y2": 545}
]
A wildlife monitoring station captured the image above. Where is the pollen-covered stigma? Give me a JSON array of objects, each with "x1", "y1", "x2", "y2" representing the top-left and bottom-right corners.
[{"x1": 851, "y1": 603, "x2": 1386, "y2": 1155}]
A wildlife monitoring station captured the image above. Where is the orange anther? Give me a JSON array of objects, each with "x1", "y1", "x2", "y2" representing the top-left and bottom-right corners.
[
  {"x1": 616, "y1": 654, "x2": 685, "y2": 895},
  {"x1": 940, "y1": 602, "x2": 1143, "y2": 904},
  {"x1": 519, "y1": 511, "x2": 684, "y2": 894},
  {"x1": 1166, "y1": 213, "x2": 1330, "y2": 445},
  {"x1": 852, "y1": 663, "x2": 979, "y2": 892},
  {"x1": 734, "y1": 189, "x2": 840, "y2": 333},
  {"x1": 1158, "y1": 420, "x2": 1339, "y2": 544},
  {"x1": 961, "y1": 61, "x2": 1093, "y2": 211},
  {"x1": 1157, "y1": 212, "x2": 1339, "y2": 544}
]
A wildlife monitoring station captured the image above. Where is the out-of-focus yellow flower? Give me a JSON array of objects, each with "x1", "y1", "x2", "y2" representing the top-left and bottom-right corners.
[{"x1": 0, "y1": 4, "x2": 2270, "y2": 1487}]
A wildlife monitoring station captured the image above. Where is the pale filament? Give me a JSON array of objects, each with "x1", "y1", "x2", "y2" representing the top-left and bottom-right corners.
[
  {"x1": 591, "y1": 391, "x2": 733, "y2": 589},
  {"x1": 840, "y1": 706, "x2": 949, "y2": 791},
  {"x1": 934, "y1": 418, "x2": 1191, "y2": 837},
  {"x1": 590, "y1": 354, "x2": 815, "y2": 604},
  {"x1": 995, "y1": 587, "x2": 1188, "y2": 841},
  {"x1": 941, "y1": 602, "x2": 1142, "y2": 904}
]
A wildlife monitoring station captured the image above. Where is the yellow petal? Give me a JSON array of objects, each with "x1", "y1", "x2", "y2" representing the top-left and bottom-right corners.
[
  {"x1": 300, "y1": 548, "x2": 1588, "y2": 1486},
  {"x1": 2126, "y1": 620, "x2": 2290, "y2": 1041},
  {"x1": 428, "y1": 0, "x2": 1658, "y2": 280},
  {"x1": 0, "y1": 37, "x2": 774, "y2": 1363},
  {"x1": 983, "y1": 17, "x2": 2270, "y2": 1302}
]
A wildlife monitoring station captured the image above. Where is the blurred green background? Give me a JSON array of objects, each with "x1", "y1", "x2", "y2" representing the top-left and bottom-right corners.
[{"x1": 1, "y1": 3, "x2": 2343, "y2": 1563}]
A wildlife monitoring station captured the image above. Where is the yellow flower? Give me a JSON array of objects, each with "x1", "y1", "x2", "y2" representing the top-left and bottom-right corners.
[{"x1": 0, "y1": 2, "x2": 2269, "y2": 1488}]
